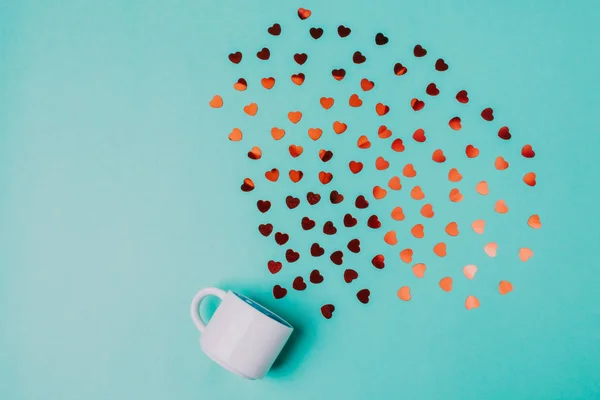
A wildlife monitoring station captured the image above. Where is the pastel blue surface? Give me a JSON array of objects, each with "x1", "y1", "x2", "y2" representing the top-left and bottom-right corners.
[{"x1": 1, "y1": 1, "x2": 599, "y2": 399}]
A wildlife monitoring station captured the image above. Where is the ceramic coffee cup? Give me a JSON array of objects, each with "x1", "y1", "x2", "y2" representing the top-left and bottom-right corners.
[{"x1": 190, "y1": 288, "x2": 294, "y2": 379}]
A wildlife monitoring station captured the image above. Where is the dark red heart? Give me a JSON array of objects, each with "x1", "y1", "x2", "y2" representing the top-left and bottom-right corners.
[
  {"x1": 411, "y1": 98, "x2": 425, "y2": 111},
  {"x1": 355, "y1": 195, "x2": 369, "y2": 209},
  {"x1": 426, "y1": 83, "x2": 439, "y2": 96},
  {"x1": 456, "y1": 90, "x2": 469, "y2": 104},
  {"x1": 268, "y1": 23, "x2": 281, "y2": 36},
  {"x1": 413, "y1": 44, "x2": 427, "y2": 57},
  {"x1": 344, "y1": 269, "x2": 358, "y2": 283},
  {"x1": 258, "y1": 223, "x2": 273, "y2": 237},
  {"x1": 286, "y1": 196, "x2": 300, "y2": 209},
  {"x1": 330, "y1": 251, "x2": 344, "y2": 265},
  {"x1": 319, "y1": 150, "x2": 333, "y2": 162},
  {"x1": 301, "y1": 217, "x2": 316, "y2": 230},
  {"x1": 371, "y1": 254, "x2": 385, "y2": 269},
  {"x1": 394, "y1": 63, "x2": 408, "y2": 76},
  {"x1": 343, "y1": 213, "x2": 357, "y2": 227},
  {"x1": 347, "y1": 239, "x2": 360, "y2": 253},
  {"x1": 310, "y1": 27, "x2": 323, "y2": 39},
  {"x1": 273, "y1": 285, "x2": 287, "y2": 299},
  {"x1": 435, "y1": 58, "x2": 448, "y2": 71},
  {"x1": 257, "y1": 200, "x2": 271, "y2": 213},
  {"x1": 367, "y1": 215, "x2": 381, "y2": 229},
  {"x1": 481, "y1": 107, "x2": 494, "y2": 121},
  {"x1": 306, "y1": 192, "x2": 321, "y2": 205},
  {"x1": 310, "y1": 243, "x2": 325, "y2": 257},
  {"x1": 240, "y1": 180, "x2": 254, "y2": 192},
  {"x1": 353, "y1": 51, "x2": 366, "y2": 64},
  {"x1": 332, "y1": 69, "x2": 346, "y2": 80},
  {"x1": 323, "y1": 221, "x2": 337, "y2": 235},
  {"x1": 356, "y1": 289, "x2": 370, "y2": 304},
  {"x1": 257, "y1": 47, "x2": 270, "y2": 60},
  {"x1": 292, "y1": 276, "x2": 307, "y2": 291},
  {"x1": 285, "y1": 249, "x2": 300, "y2": 263},
  {"x1": 330, "y1": 190, "x2": 344, "y2": 204},
  {"x1": 268, "y1": 260, "x2": 282, "y2": 274},
  {"x1": 338, "y1": 25, "x2": 351, "y2": 37},
  {"x1": 321, "y1": 304, "x2": 335, "y2": 319},
  {"x1": 498, "y1": 126, "x2": 511, "y2": 140},
  {"x1": 309, "y1": 269, "x2": 324, "y2": 284},
  {"x1": 375, "y1": 33, "x2": 388, "y2": 45},
  {"x1": 294, "y1": 53, "x2": 308, "y2": 65},
  {"x1": 275, "y1": 232, "x2": 289, "y2": 245},
  {"x1": 228, "y1": 51, "x2": 242, "y2": 64}
]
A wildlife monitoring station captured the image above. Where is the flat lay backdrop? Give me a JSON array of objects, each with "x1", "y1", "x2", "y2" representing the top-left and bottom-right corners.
[{"x1": 1, "y1": 0, "x2": 599, "y2": 399}]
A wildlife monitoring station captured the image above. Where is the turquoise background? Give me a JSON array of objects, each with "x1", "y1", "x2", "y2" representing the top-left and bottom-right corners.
[{"x1": 1, "y1": 0, "x2": 599, "y2": 399}]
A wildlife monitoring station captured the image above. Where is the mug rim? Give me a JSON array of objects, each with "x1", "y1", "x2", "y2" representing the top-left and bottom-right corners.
[{"x1": 230, "y1": 291, "x2": 293, "y2": 329}]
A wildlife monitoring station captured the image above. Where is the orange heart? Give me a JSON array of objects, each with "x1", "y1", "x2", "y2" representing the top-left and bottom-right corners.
[
  {"x1": 289, "y1": 170, "x2": 303, "y2": 183},
  {"x1": 297, "y1": 7, "x2": 311, "y2": 19},
  {"x1": 433, "y1": 242, "x2": 447, "y2": 257},
  {"x1": 472, "y1": 219, "x2": 485, "y2": 234},
  {"x1": 528, "y1": 214, "x2": 541, "y2": 229},
  {"x1": 233, "y1": 78, "x2": 247, "y2": 91},
  {"x1": 463, "y1": 264, "x2": 477, "y2": 280},
  {"x1": 403, "y1": 163, "x2": 417, "y2": 178},
  {"x1": 318, "y1": 171, "x2": 333, "y2": 184},
  {"x1": 476, "y1": 181, "x2": 489, "y2": 195},
  {"x1": 445, "y1": 222, "x2": 459, "y2": 236},
  {"x1": 494, "y1": 199, "x2": 509, "y2": 214},
  {"x1": 412, "y1": 263, "x2": 426, "y2": 278},
  {"x1": 499, "y1": 280, "x2": 513, "y2": 295},
  {"x1": 413, "y1": 128, "x2": 426, "y2": 142},
  {"x1": 399, "y1": 248, "x2": 412, "y2": 263},
  {"x1": 333, "y1": 121, "x2": 347, "y2": 134},
  {"x1": 410, "y1": 98, "x2": 425, "y2": 111},
  {"x1": 384, "y1": 230, "x2": 398, "y2": 245},
  {"x1": 228, "y1": 127, "x2": 242, "y2": 141},
  {"x1": 388, "y1": 176, "x2": 401, "y2": 190},
  {"x1": 495, "y1": 156, "x2": 509, "y2": 170},
  {"x1": 243, "y1": 103, "x2": 258, "y2": 116},
  {"x1": 523, "y1": 172, "x2": 536, "y2": 186},
  {"x1": 465, "y1": 295, "x2": 480, "y2": 310},
  {"x1": 391, "y1": 138, "x2": 405, "y2": 152},
  {"x1": 484, "y1": 242, "x2": 498, "y2": 257},
  {"x1": 373, "y1": 185, "x2": 387, "y2": 199},
  {"x1": 420, "y1": 203, "x2": 434, "y2": 218},
  {"x1": 209, "y1": 95, "x2": 223, "y2": 108},
  {"x1": 291, "y1": 73, "x2": 305, "y2": 85},
  {"x1": 411, "y1": 224, "x2": 424, "y2": 238},
  {"x1": 261, "y1": 77, "x2": 275, "y2": 89},
  {"x1": 375, "y1": 103, "x2": 390, "y2": 116},
  {"x1": 357, "y1": 135, "x2": 371, "y2": 149},
  {"x1": 349, "y1": 161, "x2": 363, "y2": 174},
  {"x1": 410, "y1": 186, "x2": 424, "y2": 200},
  {"x1": 391, "y1": 206, "x2": 405, "y2": 221},
  {"x1": 349, "y1": 94, "x2": 363, "y2": 107},
  {"x1": 320, "y1": 97, "x2": 334, "y2": 109},
  {"x1": 361, "y1": 78, "x2": 375, "y2": 91},
  {"x1": 248, "y1": 146, "x2": 262, "y2": 160},
  {"x1": 466, "y1": 144, "x2": 480, "y2": 158},
  {"x1": 308, "y1": 128, "x2": 323, "y2": 141},
  {"x1": 519, "y1": 247, "x2": 534, "y2": 262},
  {"x1": 439, "y1": 277, "x2": 453, "y2": 292},
  {"x1": 449, "y1": 188, "x2": 463, "y2": 202},
  {"x1": 449, "y1": 117, "x2": 462, "y2": 130},
  {"x1": 288, "y1": 144, "x2": 303, "y2": 158},
  {"x1": 241, "y1": 178, "x2": 254, "y2": 192},
  {"x1": 375, "y1": 156, "x2": 390, "y2": 170},
  {"x1": 378, "y1": 125, "x2": 392, "y2": 138},
  {"x1": 265, "y1": 168, "x2": 279, "y2": 182},
  {"x1": 271, "y1": 127, "x2": 285, "y2": 140},
  {"x1": 397, "y1": 286, "x2": 411, "y2": 301},
  {"x1": 448, "y1": 168, "x2": 462, "y2": 182},
  {"x1": 288, "y1": 111, "x2": 302, "y2": 124},
  {"x1": 432, "y1": 149, "x2": 446, "y2": 163}
]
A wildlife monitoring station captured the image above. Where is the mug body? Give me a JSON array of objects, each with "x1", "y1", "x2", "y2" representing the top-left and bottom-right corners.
[{"x1": 199, "y1": 291, "x2": 293, "y2": 379}]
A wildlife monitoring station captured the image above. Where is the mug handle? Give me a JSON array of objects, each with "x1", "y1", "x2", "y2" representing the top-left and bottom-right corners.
[{"x1": 190, "y1": 287, "x2": 226, "y2": 333}]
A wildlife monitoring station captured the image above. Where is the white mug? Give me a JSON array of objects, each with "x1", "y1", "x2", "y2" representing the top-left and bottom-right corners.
[{"x1": 190, "y1": 288, "x2": 294, "y2": 380}]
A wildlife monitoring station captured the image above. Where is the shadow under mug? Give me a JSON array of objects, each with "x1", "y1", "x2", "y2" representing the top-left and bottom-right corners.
[{"x1": 190, "y1": 287, "x2": 294, "y2": 379}]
